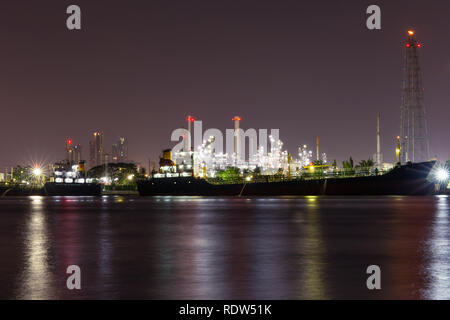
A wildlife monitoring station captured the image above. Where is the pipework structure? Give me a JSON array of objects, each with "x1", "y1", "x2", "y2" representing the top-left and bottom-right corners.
[{"x1": 400, "y1": 30, "x2": 430, "y2": 163}]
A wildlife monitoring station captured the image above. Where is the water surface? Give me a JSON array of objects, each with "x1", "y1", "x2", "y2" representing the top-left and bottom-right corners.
[{"x1": 0, "y1": 195, "x2": 449, "y2": 299}]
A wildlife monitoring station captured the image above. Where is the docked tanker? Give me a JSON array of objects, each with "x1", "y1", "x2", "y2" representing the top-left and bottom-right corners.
[
  {"x1": 43, "y1": 160, "x2": 102, "y2": 196},
  {"x1": 137, "y1": 149, "x2": 439, "y2": 196}
]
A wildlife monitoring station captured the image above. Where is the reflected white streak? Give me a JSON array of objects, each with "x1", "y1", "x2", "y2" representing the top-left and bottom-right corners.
[
  {"x1": 17, "y1": 197, "x2": 54, "y2": 299},
  {"x1": 426, "y1": 196, "x2": 450, "y2": 299}
]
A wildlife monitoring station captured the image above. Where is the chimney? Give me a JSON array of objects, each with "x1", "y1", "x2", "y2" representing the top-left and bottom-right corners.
[
  {"x1": 316, "y1": 136, "x2": 320, "y2": 162},
  {"x1": 186, "y1": 115, "x2": 195, "y2": 152},
  {"x1": 376, "y1": 113, "x2": 381, "y2": 168},
  {"x1": 232, "y1": 116, "x2": 241, "y2": 157}
]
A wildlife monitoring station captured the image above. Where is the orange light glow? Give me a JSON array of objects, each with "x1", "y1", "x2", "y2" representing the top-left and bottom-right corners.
[
  {"x1": 186, "y1": 115, "x2": 195, "y2": 122},
  {"x1": 408, "y1": 30, "x2": 414, "y2": 36},
  {"x1": 232, "y1": 116, "x2": 241, "y2": 121}
]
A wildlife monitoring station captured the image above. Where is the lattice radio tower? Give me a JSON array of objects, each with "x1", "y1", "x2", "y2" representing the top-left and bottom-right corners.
[{"x1": 400, "y1": 30, "x2": 430, "y2": 163}]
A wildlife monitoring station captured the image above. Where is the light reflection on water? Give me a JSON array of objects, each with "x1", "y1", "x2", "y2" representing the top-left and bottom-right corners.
[
  {"x1": 16, "y1": 196, "x2": 56, "y2": 299},
  {"x1": 301, "y1": 198, "x2": 328, "y2": 299},
  {"x1": 424, "y1": 195, "x2": 450, "y2": 299},
  {"x1": 0, "y1": 195, "x2": 449, "y2": 299}
]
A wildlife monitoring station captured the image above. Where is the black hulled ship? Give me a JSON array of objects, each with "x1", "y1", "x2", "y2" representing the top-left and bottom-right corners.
[
  {"x1": 137, "y1": 161, "x2": 438, "y2": 196},
  {"x1": 44, "y1": 160, "x2": 101, "y2": 196}
]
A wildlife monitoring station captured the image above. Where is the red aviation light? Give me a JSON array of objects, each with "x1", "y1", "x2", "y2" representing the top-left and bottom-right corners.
[
  {"x1": 232, "y1": 116, "x2": 241, "y2": 121},
  {"x1": 406, "y1": 43, "x2": 411, "y2": 48},
  {"x1": 417, "y1": 43, "x2": 422, "y2": 48},
  {"x1": 186, "y1": 115, "x2": 195, "y2": 122},
  {"x1": 67, "y1": 138, "x2": 73, "y2": 145}
]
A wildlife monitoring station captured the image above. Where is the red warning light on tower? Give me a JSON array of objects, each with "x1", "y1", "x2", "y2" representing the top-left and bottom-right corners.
[
  {"x1": 186, "y1": 115, "x2": 195, "y2": 122},
  {"x1": 417, "y1": 43, "x2": 422, "y2": 48},
  {"x1": 67, "y1": 138, "x2": 73, "y2": 145},
  {"x1": 232, "y1": 116, "x2": 242, "y2": 121}
]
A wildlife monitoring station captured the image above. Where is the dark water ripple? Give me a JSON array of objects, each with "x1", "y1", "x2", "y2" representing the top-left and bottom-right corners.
[{"x1": 0, "y1": 195, "x2": 449, "y2": 299}]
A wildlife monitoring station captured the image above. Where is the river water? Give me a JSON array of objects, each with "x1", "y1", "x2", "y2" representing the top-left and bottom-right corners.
[{"x1": 0, "y1": 195, "x2": 449, "y2": 299}]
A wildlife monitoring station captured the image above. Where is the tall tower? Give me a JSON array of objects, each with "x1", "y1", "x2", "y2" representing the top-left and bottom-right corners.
[
  {"x1": 316, "y1": 136, "x2": 319, "y2": 162},
  {"x1": 186, "y1": 116, "x2": 195, "y2": 152},
  {"x1": 376, "y1": 113, "x2": 382, "y2": 169},
  {"x1": 73, "y1": 144, "x2": 82, "y2": 163},
  {"x1": 65, "y1": 138, "x2": 73, "y2": 163},
  {"x1": 89, "y1": 131, "x2": 104, "y2": 168},
  {"x1": 118, "y1": 137, "x2": 128, "y2": 162},
  {"x1": 232, "y1": 116, "x2": 241, "y2": 159},
  {"x1": 400, "y1": 30, "x2": 429, "y2": 163}
]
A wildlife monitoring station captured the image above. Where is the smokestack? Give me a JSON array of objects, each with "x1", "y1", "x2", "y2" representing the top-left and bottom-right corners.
[
  {"x1": 186, "y1": 115, "x2": 195, "y2": 151},
  {"x1": 376, "y1": 113, "x2": 381, "y2": 168},
  {"x1": 66, "y1": 138, "x2": 73, "y2": 163},
  {"x1": 316, "y1": 136, "x2": 319, "y2": 162},
  {"x1": 232, "y1": 116, "x2": 241, "y2": 158}
]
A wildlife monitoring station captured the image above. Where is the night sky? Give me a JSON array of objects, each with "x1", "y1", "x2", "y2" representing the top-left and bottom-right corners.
[{"x1": 1, "y1": 0, "x2": 449, "y2": 170}]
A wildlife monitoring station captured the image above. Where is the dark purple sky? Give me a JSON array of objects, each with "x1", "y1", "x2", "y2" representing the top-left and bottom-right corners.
[{"x1": 1, "y1": 0, "x2": 449, "y2": 170}]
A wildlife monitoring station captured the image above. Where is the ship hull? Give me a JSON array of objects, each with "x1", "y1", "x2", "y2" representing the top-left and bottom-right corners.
[
  {"x1": 137, "y1": 161, "x2": 437, "y2": 196},
  {"x1": 0, "y1": 186, "x2": 43, "y2": 196},
  {"x1": 43, "y1": 182, "x2": 102, "y2": 196}
]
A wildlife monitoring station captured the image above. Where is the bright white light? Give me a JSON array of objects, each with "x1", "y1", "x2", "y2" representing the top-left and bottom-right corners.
[
  {"x1": 436, "y1": 169, "x2": 449, "y2": 182},
  {"x1": 100, "y1": 176, "x2": 111, "y2": 184},
  {"x1": 127, "y1": 174, "x2": 134, "y2": 181},
  {"x1": 181, "y1": 172, "x2": 192, "y2": 177},
  {"x1": 33, "y1": 167, "x2": 42, "y2": 176},
  {"x1": 166, "y1": 173, "x2": 179, "y2": 178},
  {"x1": 66, "y1": 171, "x2": 76, "y2": 178}
]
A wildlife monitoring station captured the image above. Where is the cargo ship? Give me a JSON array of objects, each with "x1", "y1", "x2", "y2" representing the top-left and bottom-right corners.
[
  {"x1": 0, "y1": 161, "x2": 101, "y2": 196},
  {"x1": 43, "y1": 182, "x2": 101, "y2": 196},
  {"x1": 43, "y1": 160, "x2": 102, "y2": 196},
  {"x1": 137, "y1": 161, "x2": 438, "y2": 196}
]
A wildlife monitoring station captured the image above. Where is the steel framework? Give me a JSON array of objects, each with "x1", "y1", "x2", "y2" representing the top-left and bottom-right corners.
[{"x1": 400, "y1": 30, "x2": 430, "y2": 163}]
